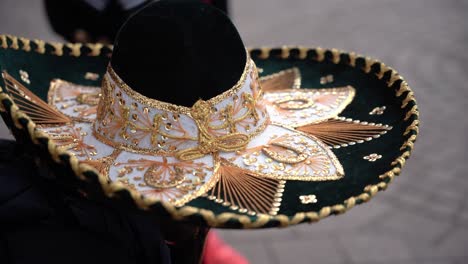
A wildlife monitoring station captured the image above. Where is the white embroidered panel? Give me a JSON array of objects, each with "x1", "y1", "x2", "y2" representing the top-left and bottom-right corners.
[
  {"x1": 219, "y1": 124, "x2": 344, "y2": 181},
  {"x1": 39, "y1": 123, "x2": 114, "y2": 160},
  {"x1": 48, "y1": 80, "x2": 100, "y2": 122},
  {"x1": 93, "y1": 59, "x2": 267, "y2": 155},
  {"x1": 108, "y1": 151, "x2": 216, "y2": 205},
  {"x1": 263, "y1": 86, "x2": 355, "y2": 127}
]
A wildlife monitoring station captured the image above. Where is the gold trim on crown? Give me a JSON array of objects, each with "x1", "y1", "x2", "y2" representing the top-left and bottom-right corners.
[{"x1": 93, "y1": 57, "x2": 269, "y2": 156}]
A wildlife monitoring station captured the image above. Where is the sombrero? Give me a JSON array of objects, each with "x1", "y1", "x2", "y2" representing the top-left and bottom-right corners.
[{"x1": 0, "y1": 2, "x2": 419, "y2": 228}]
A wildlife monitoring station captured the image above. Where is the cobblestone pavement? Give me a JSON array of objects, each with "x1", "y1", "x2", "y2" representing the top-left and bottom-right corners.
[{"x1": 1, "y1": 0, "x2": 467, "y2": 263}]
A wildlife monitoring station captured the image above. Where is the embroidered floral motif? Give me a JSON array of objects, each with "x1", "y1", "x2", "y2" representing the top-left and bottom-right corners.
[
  {"x1": 363, "y1": 153, "x2": 382, "y2": 162},
  {"x1": 299, "y1": 194, "x2": 317, "y2": 204},
  {"x1": 84, "y1": 72, "x2": 99, "y2": 81},
  {"x1": 48, "y1": 79, "x2": 100, "y2": 122},
  {"x1": 47, "y1": 125, "x2": 98, "y2": 159},
  {"x1": 262, "y1": 86, "x2": 355, "y2": 126},
  {"x1": 19, "y1": 70, "x2": 30, "y2": 84},
  {"x1": 93, "y1": 60, "x2": 269, "y2": 156},
  {"x1": 109, "y1": 154, "x2": 215, "y2": 204},
  {"x1": 222, "y1": 125, "x2": 343, "y2": 181},
  {"x1": 369, "y1": 106, "x2": 386, "y2": 115},
  {"x1": 320, "y1": 74, "x2": 334, "y2": 84}
]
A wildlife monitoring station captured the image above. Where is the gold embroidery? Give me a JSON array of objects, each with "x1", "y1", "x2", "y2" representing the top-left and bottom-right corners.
[
  {"x1": 300, "y1": 194, "x2": 317, "y2": 204},
  {"x1": 33, "y1": 39, "x2": 46, "y2": 54},
  {"x1": 175, "y1": 100, "x2": 250, "y2": 161},
  {"x1": 263, "y1": 86, "x2": 355, "y2": 126},
  {"x1": 18, "y1": 37, "x2": 31, "y2": 52},
  {"x1": 144, "y1": 163, "x2": 186, "y2": 188},
  {"x1": 320, "y1": 74, "x2": 334, "y2": 84},
  {"x1": 76, "y1": 92, "x2": 100, "y2": 106},
  {"x1": 48, "y1": 79, "x2": 100, "y2": 122},
  {"x1": 363, "y1": 153, "x2": 382, "y2": 162},
  {"x1": 259, "y1": 67, "x2": 301, "y2": 91},
  {"x1": 274, "y1": 96, "x2": 314, "y2": 110},
  {"x1": 369, "y1": 106, "x2": 386, "y2": 115},
  {"x1": 82, "y1": 150, "x2": 121, "y2": 176},
  {"x1": 106, "y1": 51, "x2": 251, "y2": 114},
  {"x1": 65, "y1": 43, "x2": 82, "y2": 57},
  {"x1": 48, "y1": 126, "x2": 98, "y2": 159},
  {"x1": 208, "y1": 158, "x2": 284, "y2": 215},
  {"x1": 111, "y1": 156, "x2": 216, "y2": 205},
  {"x1": 2, "y1": 72, "x2": 72, "y2": 124},
  {"x1": 94, "y1": 57, "x2": 268, "y2": 156},
  {"x1": 19, "y1": 70, "x2": 30, "y2": 84},
  {"x1": 84, "y1": 72, "x2": 99, "y2": 81},
  {"x1": 234, "y1": 128, "x2": 344, "y2": 181},
  {"x1": 262, "y1": 141, "x2": 308, "y2": 164},
  {"x1": 296, "y1": 117, "x2": 391, "y2": 148}
]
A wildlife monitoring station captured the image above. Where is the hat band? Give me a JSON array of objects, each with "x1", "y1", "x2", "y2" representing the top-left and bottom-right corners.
[{"x1": 92, "y1": 58, "x2": 269, "y2": 156}]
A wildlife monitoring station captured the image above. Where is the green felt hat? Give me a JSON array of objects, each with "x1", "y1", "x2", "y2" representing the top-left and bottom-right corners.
[{"x1": 0, "y1": 32, "x2": 418, "y2": 228}]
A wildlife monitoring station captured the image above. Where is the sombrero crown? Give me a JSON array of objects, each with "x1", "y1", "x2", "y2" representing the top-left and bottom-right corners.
[{"x1": 0, "y1": 1, "x2": 418, "y2": 228}]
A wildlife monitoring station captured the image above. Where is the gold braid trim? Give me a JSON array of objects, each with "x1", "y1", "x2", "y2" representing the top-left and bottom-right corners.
[
  {"x1": 175, "y1": 100, "x2": 250, "y2": 161},
  {"x1": 0, "y1": 35, "x2": 419, "y2": 228},
  {"x1": 0, "y1": 34, "x2": 112, "y2": 57}
]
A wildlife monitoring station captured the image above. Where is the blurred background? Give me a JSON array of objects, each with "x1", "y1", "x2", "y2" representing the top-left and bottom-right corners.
[{"x1": 0, "y1": 0, "x2": 467, "y2": 263}]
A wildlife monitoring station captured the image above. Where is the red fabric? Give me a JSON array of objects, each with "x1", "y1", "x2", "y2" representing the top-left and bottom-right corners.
[{"x1": 203, "y1": 231, "x2": 249, "y2": 264}]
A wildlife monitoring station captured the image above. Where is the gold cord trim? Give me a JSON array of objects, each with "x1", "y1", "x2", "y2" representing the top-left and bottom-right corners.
[{"x1": 106, "y1": 51, "x2": 251, "y2": 115}]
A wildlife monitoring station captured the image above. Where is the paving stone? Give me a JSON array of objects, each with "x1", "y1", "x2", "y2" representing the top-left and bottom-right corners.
[
  {"x1": 225, "y1": 242, "x2": 276, "y2": 264},
  {"x1": 0, "y1": 120, "x2": 13, "y2": 140},
  {"x1": 269, "y1": 237, "x2": 346, "y2": 264},
  {"x1": 337, "y1": 232, "x2": 412, "y2": 263},
  {"x1": 217, "y1": 227, "x2": 296, "y2": 245},
  {"x1": 290, "y1": 198, "x2": 393, "y2": 237},
  {"x1": 413, "y1": 227, "x2": 468, "y2": 259},
  {"x1": 375, "y1": 211, "x2": 450, "y2": 248}
]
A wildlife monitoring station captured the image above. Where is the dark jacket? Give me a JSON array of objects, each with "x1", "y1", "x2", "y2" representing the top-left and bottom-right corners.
[{"x1": 0, "y1": 140, "x2": 171, "y2": 264}]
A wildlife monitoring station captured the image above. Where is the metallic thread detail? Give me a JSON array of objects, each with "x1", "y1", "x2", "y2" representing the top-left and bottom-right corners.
[
  {"x1": 208, "y1": 158, "x2": 285, "y2": 216},
  {"x1": 105, "y1": 51, "x2": 251, "y2": 114},
  {"x1": 369, "y1": 106, "x2": 386, "y2": 115},
  {"x1": 19, "y1": 70, "x2": 30, "y2": 84},
  {"x1": 47, "y1": 79, "x2": 100, "y2": 123},
  {"x1": 50, "y1": 42, "x2": 64, "y2": 56},
  {"x1": 94, "y1": 57, "x2": 269, "y2": 156},
  {"x1": 175, "y1": 100, "x2": 250, "y2": 161},
  {"x1": 66, "y1": 43, "x2": 82, "y2": 57},
  {"x1": 262, "y1": 141, "x2": 308, "y2": 164},
  {"x1": 2, "y1": 71, "x2": 72, "y2": 124},
  {"x1": 19, "y1": 37, "x2": 31, "y2": 51},
  {"x1": 259, "y1": 67, "x2": 301, "y2": 91},
  {"x1": 363, "y1": 153, "x2": 382, "y2": 162},
  {"x1": 320, "y1": 74, "x2": 334, "y2": 84},
  {"x1": 84, "y1": 72, "x2": 99, "y2": 81},
  {"x1": 296, "y1": 117, "x2": 392, "y2": 149},
  {"x1": 300, "y1": 194, "x2": 317, "y2": 204}
]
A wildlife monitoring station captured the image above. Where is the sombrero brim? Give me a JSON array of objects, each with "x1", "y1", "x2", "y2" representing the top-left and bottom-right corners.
[{"x1": 0, "y1": 35, "x2": 419, "y2": 228}]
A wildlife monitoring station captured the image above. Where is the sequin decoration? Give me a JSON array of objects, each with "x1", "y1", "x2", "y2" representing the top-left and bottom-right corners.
[
  {"x1": 299, "y1": 194, "x2": 317, "y2": 204},
  {"x1": 19, "y1": 70, "x2": 30, "y2": 84},
  {"x1": 48, "y1": 79, "x2": 101, "y2": 122},
  {"x1": 263, "y1": 86, "x2": 355, "y2": 126},
  {"x1": 84, "y1": 72, "x2": 99, "y2": 81},
  {"x1": 363, "y1": 153, "x2": 382, "y2": 162},
  {"x1": 320, "y1": 74, "x2": 334, "y2": 84},
  {"x1": 369, "y1": 106, "x2": 386, "y2": 115}
]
